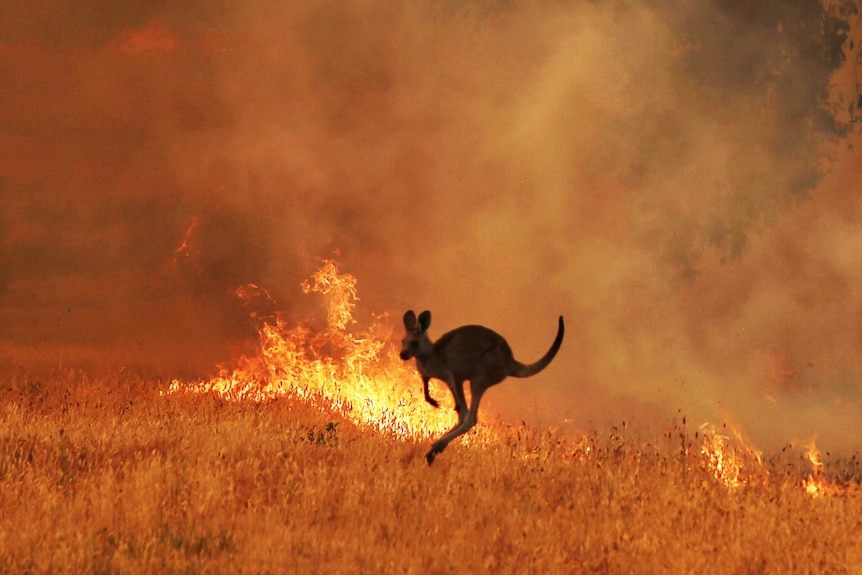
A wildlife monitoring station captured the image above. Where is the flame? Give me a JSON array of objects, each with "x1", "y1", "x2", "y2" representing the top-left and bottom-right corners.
[
  {"x1": 167, "y1": 259, "x2": 464, "y2": 440},
  {"x1": 699, "y1": 422, "x2": 765, "y2": 488},
  {"x1": 166, "y1": 258, "x2": 847, "y2": 492},
  {"x1": 802, "y1": 435, "x2": 830, "y2": 497},
  {"x1": 172, "y1": 214, "x2": 202, "y2": 266},
  {"x1": 300, "y1": 259, "x2": 358, "y2": 332}
]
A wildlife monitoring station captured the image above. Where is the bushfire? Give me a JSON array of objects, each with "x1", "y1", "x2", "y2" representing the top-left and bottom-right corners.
[
  {"x1": 167, "y1": 259, "x2": 846, "y2": 495},
  {"x1": 698, "y1": 422, "x2": 764, "y2": 489},
  {"x1": 166, "y1": 259, "x2": 465, "y2": 441}
]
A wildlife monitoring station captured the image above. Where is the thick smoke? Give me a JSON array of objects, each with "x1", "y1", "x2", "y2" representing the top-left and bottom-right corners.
[{"x1": 1, "y1": 1, "x2": 860, "y2": 451}]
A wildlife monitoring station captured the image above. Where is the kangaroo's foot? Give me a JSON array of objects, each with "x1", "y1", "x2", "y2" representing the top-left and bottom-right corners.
[{"x1": 426, "y1": 442, "x2": 445, "y2": 465}]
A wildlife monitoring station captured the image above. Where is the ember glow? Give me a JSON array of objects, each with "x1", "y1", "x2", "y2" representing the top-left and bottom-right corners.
[{"x1": 167, "y1": 260, "x2": 472, "y2": 441}]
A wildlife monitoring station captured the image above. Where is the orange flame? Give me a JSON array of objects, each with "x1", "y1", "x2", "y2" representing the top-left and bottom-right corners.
[
  {"x1": 166, "y1": 259, "x2": 844, "y2": 493},
  {"x1": 172, "y1": 214, "x2": 202, "y2": 266},
  {"x1": 802, "y1": 435, "x2": 830, "y2": 497},
  {"x1": 167, "y1": 259, "x2": 467, "y2": 441},
  {"x1": 699, "y1": 422, "x2": 765, "y2": 488},
  {"x1": 300, "y1": 259, "x2": 358, "y2": 331}
]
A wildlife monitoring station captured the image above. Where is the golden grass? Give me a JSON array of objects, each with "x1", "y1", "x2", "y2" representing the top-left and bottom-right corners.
[{"x1": 1, "y1": 368, "x2": 861, "y2": 574}]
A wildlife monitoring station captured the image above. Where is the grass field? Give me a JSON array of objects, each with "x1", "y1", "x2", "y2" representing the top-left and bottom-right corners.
[{"x1": 1, "y1": 365, "x2": 861, "y2": 575}]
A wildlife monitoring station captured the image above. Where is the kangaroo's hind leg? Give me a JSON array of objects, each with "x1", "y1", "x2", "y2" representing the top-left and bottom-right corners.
[
  {"x1": 426, "y1": 379, "x2": 487, "y2": 465},
  {"x1": 442, "y1": 375, "x2": 469, "y2": 423}
]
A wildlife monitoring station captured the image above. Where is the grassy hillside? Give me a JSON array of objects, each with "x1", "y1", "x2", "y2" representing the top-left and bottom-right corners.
[{"x1": 1, "y1": 367, "x2": 860, "y2": 574}]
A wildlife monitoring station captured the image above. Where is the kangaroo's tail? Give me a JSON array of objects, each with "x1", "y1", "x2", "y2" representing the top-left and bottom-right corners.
[{"x1": 511, "y1": 316, "x2": 565, "y2": 378}]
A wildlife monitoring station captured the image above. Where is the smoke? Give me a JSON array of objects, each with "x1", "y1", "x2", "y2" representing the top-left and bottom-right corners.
[{"x1": 1, "y1": 1, "x2": 859, "y2": 450}]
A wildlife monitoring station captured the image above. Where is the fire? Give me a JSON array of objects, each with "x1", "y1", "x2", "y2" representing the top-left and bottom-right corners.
[
  {"x1": 300, "y1": 259, "x2": 358, "y2": 331},
  {"x1": 696, "y1": 427, "x2": 849, "y2": 497},
  {"x1": 699, "y1": 422, "x2": 765, "y2": 488},
  {"x1": 802, "y1": 436, "x2": 830, "y2": 497},
  {"x1": 172, "y1": 213, "x2": 202, "y2": 266},
  {"x1": 167, "y1": 259, "x2": 465, "y2": 441},
  {"x1": 166, "y1": 258, "x2": 848, "y2": 492}
]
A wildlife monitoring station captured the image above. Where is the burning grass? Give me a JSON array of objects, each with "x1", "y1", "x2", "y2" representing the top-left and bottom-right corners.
[
  {"x1": 2, "y1": 260, "x2": 861, "y2": 573},
  {"x1": 1, "y1": 369, "x2": 861, "y2": 574},
  {"x1": 165, "y1": 259, "x2": 481, "y2": 442}
]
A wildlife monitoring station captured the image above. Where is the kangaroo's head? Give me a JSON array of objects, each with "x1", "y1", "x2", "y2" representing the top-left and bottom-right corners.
[{"x1": 400, "y1": 309, "x2": 432, "y2": 360}]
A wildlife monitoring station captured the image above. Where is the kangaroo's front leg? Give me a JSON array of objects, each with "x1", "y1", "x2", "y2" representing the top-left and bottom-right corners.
[{"x1": 422, "y1": 376, "x2": 439, "y2": 408}]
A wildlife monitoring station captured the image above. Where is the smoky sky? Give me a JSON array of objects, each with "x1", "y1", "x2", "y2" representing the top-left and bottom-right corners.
[{"x1": 1, "y1": 0, "x2": 860, "y2": 451}]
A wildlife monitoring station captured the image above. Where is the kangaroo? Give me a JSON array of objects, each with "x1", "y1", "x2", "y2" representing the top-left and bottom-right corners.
[{"x1": 400, "y1": 310, "x2": 564, "y2": 465}]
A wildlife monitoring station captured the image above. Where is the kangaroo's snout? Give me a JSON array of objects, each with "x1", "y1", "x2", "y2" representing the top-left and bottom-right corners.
[{"x1": 399, "y1": 335, "x2": 419, "y2": 360}]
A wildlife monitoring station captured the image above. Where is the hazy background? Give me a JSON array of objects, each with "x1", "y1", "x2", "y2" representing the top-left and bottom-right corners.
[{"x1": 2, "y1": 0, "x2": 861, "y2": 452}]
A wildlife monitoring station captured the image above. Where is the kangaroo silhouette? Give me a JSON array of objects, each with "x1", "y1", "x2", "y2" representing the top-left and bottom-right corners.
[{"x1": 400, "y1": 310, "x2": 564, "y2": 464}]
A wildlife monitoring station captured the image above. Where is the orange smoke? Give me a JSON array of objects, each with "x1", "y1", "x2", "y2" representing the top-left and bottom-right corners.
[{"x1": 111, "y1": 21, "x2": 179, "y2": 56}]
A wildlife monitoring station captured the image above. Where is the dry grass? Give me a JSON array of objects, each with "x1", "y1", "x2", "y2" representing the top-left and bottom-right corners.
[{"x1": 1, "y1": 367, "x2": 861, "y2": 574}]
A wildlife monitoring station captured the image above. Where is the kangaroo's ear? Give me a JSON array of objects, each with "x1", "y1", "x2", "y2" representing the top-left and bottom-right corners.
[
  {"x1": 417, "y1": 310, "x2": 431, "y2": 333},
  {"x1": 403, "y1": 310, "x2": 417, "y2": 331}
]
